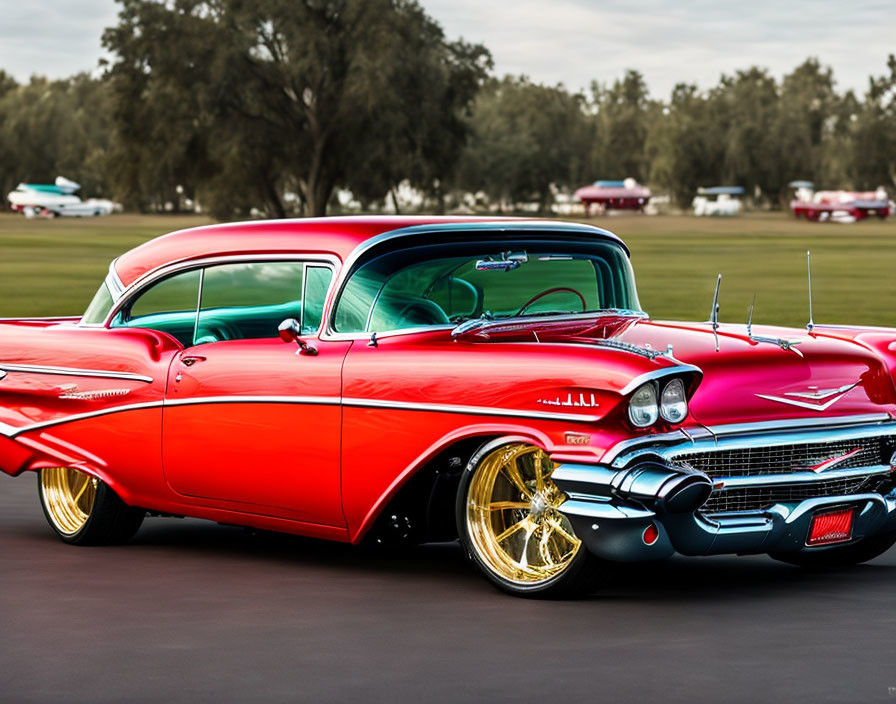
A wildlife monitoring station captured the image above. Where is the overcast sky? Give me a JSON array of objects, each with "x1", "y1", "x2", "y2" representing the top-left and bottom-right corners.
[{"x1": 0, "y1": 0, "x2": 892, "y2": 98}]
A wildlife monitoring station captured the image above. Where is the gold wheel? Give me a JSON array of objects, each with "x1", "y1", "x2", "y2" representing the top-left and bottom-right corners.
[
  {"x1": 40, "y1": 468, "x2": 99, "y2": 536},
  {"x1": 466, "y1": 443, "x2": 581, "y2": 585}
]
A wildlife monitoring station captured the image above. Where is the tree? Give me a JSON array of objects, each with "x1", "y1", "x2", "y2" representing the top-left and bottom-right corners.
[
  {"x1": 102, "y1": 0, "x2": 490, "y2": 217},
  {"x1": 588, "y1": 70, "x2": 655, "y2": 181},
  {"x1": 0, "y1": 74, "x2": 113, "y2": 202},
  {"x1": 849, "y1": 54, "x2": 896, "y2": 191},
  {"x1": 457, "y1": 76, "x2": 591, "y2": 210},
  {"x1": 646, "y1": 84, "x2": 725, "y2": 207}
]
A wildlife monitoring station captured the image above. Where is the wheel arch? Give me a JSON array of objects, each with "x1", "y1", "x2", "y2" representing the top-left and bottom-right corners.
[{"x1": 351, "y1": 424, "x2": 552, "y2": 545}]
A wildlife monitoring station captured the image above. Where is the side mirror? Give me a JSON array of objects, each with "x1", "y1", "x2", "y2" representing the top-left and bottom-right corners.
[{"x1": 278, "y1": 318, "x2": 318, "y2": 356}]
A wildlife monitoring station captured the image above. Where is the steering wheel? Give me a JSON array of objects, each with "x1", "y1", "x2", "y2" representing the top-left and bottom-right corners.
[
  {"x1": 514, "y1": 287, "x2": 587, "y2": 317},
  {"x1": 395, "y1": 299, "x2": 450, "y2": 328}
]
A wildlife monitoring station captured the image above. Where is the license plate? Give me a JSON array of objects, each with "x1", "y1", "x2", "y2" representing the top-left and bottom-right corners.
[{"x1": 807, "y1": 507, "x2": 856, "y2": 546}]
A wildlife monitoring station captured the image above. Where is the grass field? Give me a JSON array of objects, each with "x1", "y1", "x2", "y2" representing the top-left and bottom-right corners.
[{"x1": 0, "y1": 211, "x2": 894, "y2": 328}]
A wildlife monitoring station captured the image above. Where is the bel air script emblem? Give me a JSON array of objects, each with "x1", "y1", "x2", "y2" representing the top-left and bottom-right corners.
[
  {"x1": 538, "y1": 393, "x2": 599, "y2": 409},
  {"x1": 756, "y1": 382, "x2": 859, "y2": 412}
]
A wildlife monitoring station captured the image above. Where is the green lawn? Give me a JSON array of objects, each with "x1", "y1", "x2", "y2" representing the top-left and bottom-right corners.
[{"x1": 0, "y1": 211, "x2": 894, "y2": 328}]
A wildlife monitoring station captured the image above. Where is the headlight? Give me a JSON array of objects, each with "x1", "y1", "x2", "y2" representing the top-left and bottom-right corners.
[
  {"x1": 660, "y1": 378, "x2": 688, "y2": 424},
  {"x1": 628, "y1": 383, "x2": 658, "y2": 427}
]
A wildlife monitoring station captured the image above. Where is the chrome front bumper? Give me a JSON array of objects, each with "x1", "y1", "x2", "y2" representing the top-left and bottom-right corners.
[{"x1": 552, "y1": 415, "x2": 896, "y2": 561}]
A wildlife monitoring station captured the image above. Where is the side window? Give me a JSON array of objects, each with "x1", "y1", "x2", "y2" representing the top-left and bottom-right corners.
[
  {"x1": 196, "y1": 262, "x2": 303, "y2": 343},
  {"x1": 81, "y1": 282, "x2": 114, "y2": 324},
  {"x1": 302, "y1": 266, "x2": 333, "y2": 334},
  {"x1": 111, "y1": 269, "x2": 201, "y2": 346}
]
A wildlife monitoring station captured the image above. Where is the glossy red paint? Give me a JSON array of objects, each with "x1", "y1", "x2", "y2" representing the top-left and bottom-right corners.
[
  {"x1": 2, "y1": 216, "x2": 896, "y2": 547},
  {"x1": 113, "y1": 216, "x2": 516, "y2": 287}
]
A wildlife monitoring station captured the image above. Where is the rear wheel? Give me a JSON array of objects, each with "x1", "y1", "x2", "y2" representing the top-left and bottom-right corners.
[
  {"x1": 456, "y1": 441, "x2": 601, "y2": 598},
  {"x1": 38, "y1": 468, "x2": 144, "y2": 545},
  {"x1": 771, "y1": 531, "x2": 896, "y2": 568}
]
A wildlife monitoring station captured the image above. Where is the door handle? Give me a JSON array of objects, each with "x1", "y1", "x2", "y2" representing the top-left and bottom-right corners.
[{"x1": 181, "y1": 355, "x2": 206, "y2": 367}]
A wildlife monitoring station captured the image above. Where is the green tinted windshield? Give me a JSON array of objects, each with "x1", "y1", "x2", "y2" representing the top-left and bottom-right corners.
[{"x1": 334, "y1": 240, "x2": 640, "y2": 333}]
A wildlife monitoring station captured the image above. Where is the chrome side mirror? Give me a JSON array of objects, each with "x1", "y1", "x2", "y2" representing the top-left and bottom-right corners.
[{"x1": 278, "y1": 318, "x2": 318, "y2": 356}]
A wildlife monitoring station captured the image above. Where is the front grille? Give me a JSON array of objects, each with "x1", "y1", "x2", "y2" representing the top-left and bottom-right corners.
[
  {"x1": 673, "y1": 436, "x2": 888, "y2": 479},
  {"x1": 702, "y1": 476, "x2": 885, "y2": 514},
  {"x1": 670, "y1": 435, "x2": 893, "y2": 514}
]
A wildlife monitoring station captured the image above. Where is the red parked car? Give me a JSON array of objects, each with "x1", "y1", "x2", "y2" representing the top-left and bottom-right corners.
[{"x1": 2, "y1": 216, "x2": 895, "y2": 597}]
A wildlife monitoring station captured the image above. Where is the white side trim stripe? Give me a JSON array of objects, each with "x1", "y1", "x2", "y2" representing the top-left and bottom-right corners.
[
  {"x1": 0, "y1": 363, "x2": 153, "y2": 384},
  {"x1": 0, "y1": 394, "x2": 600, "y2": 438}
]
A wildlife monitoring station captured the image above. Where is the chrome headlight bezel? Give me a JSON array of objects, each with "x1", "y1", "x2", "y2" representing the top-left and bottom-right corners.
[
  {"x1": 660, "y1": 378, "x2": 689, "y2": 424},
  {"x1": 628, "y1": 382, "x2": 659, "y2": 428}
]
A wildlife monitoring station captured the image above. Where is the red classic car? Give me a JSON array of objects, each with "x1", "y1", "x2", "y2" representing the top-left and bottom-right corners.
[{"x1": 2, "y1": 216, "x2": 895, "y2": 597}]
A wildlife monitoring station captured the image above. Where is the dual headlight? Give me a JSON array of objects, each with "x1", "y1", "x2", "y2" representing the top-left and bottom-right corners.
[{"x1": 628, "y1": 378, "x2": 688, "y2": 428}]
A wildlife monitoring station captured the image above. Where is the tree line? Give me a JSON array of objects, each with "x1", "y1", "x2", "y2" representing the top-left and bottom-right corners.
[{"x1": 0, "y1": 0, "x2": 894, "y2": 218}]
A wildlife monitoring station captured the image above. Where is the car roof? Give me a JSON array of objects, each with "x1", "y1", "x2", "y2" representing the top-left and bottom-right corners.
[{"x1": 113, "y1": 215, "x2": 627, "y2": 288}]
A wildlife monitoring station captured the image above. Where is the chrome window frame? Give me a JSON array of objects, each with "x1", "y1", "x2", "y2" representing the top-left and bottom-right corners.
[
  {"x1": 96, "y1": 254, "x2": 340, "y2": 344},
  {"x1": 320, "y1": 222, "x2": 644, "y2": 342}
]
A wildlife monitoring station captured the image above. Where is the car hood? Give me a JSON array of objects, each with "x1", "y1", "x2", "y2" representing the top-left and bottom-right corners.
[
  {"x1": 452, "y1": 314, "x2": 896, "y2": 426},
  {"x1": 620, "y1": 319, "x2": 896, "y2": 426}
]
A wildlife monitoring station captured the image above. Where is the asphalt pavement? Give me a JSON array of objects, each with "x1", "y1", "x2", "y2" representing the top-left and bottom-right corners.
[{"x1": 2, "y1": 472, "x2": 895, "y2": 704}]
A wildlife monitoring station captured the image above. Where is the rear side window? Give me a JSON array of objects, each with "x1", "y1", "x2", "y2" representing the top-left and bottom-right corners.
[
  {"x1": 111, "y1": 269, "x2": 201, "y2": 346},
  {"x1": 111, "y1": 260, "x2": 333, "y2": 347},
  {"x1": 196, "y1": 262, "x2": 303, "y2": 343},
  {"x1": 81, "y1": 283, "x2": 114, "y2": 325}
]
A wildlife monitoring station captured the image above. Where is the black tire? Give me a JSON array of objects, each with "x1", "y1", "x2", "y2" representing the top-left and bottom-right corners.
[
  {"x1": 455, "y1": 439, "x2": 603, "y2": 598},
  {"x1": 770, "y1": 531, "x2": 896, "y2": 568},
  {"x1": 38, "y1": 469, "x2": 145, "y2": 546}
]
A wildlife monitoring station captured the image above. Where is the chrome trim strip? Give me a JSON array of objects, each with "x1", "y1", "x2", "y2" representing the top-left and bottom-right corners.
[
  {"x1": 324, "y1": 324, "x2": 454, "y2": 342},
  {"x1": 0, "y1": 401, "x2": 164, "y2": 438},
  {"x1": 619, "y1": 366, "x2": 703, "y2": 396},
  {"x1": 0, "y1": 363, "x2": 153, "y2": 384},
  {"x1": 603, "y1": 414, "x2": 896, "y2": 466},
  {"x1": 715, "y1": 465, "x2": 893, "y2": 490},
  {"x1": 707, "y1": 413, "x2": 892, "y2": 437},
  {"x1": 0, "y1": 370, "x2": 6, "y2": 381},
  {"x1": 341, "y1": 396, "x2": 601, "y2": 422},
  {"x1": 107, "y1": 258, "x2": 125, "y2": 295},
  {"x1": 0, "y1": 393, "x2": 593, "y2": 439},
  {"x1": 164, "y1": 395, "x2": 341, "y2": 407}
]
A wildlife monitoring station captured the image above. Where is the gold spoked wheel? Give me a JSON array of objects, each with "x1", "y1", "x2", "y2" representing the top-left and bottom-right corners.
[
  {"x1": 467, "y1": 443, "x2": 581, "y2": 585},
  {"x1": 40, "y1": 468, "x2": 99, "y2": 536}
]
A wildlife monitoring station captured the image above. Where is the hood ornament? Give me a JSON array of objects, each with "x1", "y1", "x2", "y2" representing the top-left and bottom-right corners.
[{"x1": 756, "y1": 382, "x2": 859, "y2": 411}]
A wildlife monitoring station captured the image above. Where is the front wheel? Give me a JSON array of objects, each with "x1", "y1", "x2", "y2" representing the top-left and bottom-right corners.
[
  {"x1": 770, "y1": 531, "x2": 896, "y2": 569},
  {"x1": 456, "y1": 441, "x2": 601, "y2": 598},
  {"x1": 38, "y1": 468, "x2": 145, "y2": 545}
]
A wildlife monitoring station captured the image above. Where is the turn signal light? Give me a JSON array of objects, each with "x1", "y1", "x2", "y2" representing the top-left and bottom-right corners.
[
  {"x1": 642, "y1": 523, "x2": 660, "y2": 546},
  {"x1": 807, "y1": 507, "x2": 855, "y2": 546}
]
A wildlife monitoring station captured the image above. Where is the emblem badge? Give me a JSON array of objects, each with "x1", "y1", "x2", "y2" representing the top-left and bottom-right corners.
[
  {"x1": 57, "y1": 383, "x2": 131, "y2": 400},
  {"x1": 537, "y1": 393, "x2": 598, "y2": 409},
  {"x1": 755, "y1": 382, "x2": 859, "y2": 411},
  {"x1": 804, "y1": 448, "x2": 863, "y2": 473}
]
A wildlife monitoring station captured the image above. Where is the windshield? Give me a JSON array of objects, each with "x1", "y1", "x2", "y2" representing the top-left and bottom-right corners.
[{"x1": 333, "y1": 240, "x2": 640, "y2": 333}]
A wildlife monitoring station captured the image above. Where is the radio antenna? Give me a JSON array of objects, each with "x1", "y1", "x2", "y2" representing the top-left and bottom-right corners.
[
  {"x1": 806, "y1": 251, "x2": 814, "y2": 332},
  {"x1": 747, "y1": 293, "x2": 755, "y2": 338},
  {"x1": 709, "y1": 274, "x2": 721, "y2": 352}
]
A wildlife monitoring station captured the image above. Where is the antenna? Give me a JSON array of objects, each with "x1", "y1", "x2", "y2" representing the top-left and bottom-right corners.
[
  {"x1": 806, "y1": 250, "x2": 814, "y2": 332},
  {"x1": 747, "y1": 293, "x2": 755, "y2": 338},
  {"x1": 709, "y1": 274, "x2": 721, "y2": 352}
]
